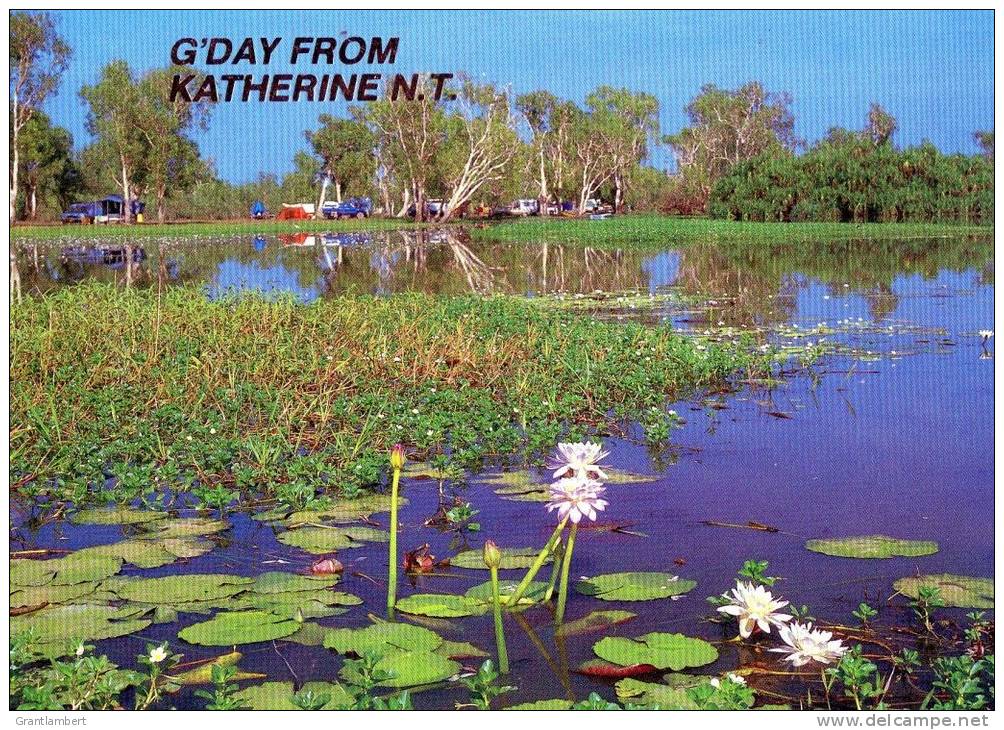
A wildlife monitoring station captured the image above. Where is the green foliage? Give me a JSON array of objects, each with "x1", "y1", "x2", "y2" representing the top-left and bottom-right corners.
[
  {"x1": 928, "y1": 655, "x2": 994, "y2": 710},
  {"x1": 710, "y1": 128, "x2": 994, "y2": 225},
  {"x1": 457, "y1": 659, "x2": 516, "y2": 710},
  {"x1": 825, "y1": 645, "x2": 887, "y2": 710},
  {"x1": 737, "y1": 559, "x2": 777, "y2": 586},
  {"x1": 10, "y1": 285, "x2": 762, "y2": 507},
  {"x1": 851, "y1": 602, "x2": 878, "y2": 625},
  {"x1": 193, "y1": 664, "x2": 248, "y2": 710},
  {"x1": 806, "y1": 535, "x2": 939, "y2": 559}
]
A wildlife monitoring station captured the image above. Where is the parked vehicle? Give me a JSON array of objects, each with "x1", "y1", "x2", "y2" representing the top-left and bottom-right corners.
[
  {"x1": 583, "y1": 198, "x2": 613, "y2": 215},
  {"x1": 406, "y1": 199, "x2": 445, "y2": 218},
  {"x1": 60, "y1": 195, "x2": 144, "y2": 224},
  {"x1": 321, "y1": 197, "x2": 372, "y2": 219}
]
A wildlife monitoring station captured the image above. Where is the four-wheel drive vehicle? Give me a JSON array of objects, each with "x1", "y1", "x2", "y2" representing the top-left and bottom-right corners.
[
  {"x1": 60, "y1": 195, "x2": 145, "y2": 224},
  {"x1": 321, "y1": 197, "x2": 373, "y2": 219},
  {"x1": 60, "y1": 202, "x2": 100, "y2": 224}
]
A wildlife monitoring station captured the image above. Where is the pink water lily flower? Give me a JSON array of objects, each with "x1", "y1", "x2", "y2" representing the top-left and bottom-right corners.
[
  {"x1": 717, "y1": 581, "x2": 792, "y2": 639},
  {"x1": 546, "y1": 477, "x2": 608, "y2": 524},
  {"x1": 551, "y1": 442, "x2": 610, "y2": 480}
]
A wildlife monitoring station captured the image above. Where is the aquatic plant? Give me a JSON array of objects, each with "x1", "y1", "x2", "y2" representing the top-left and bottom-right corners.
[
  {"x1": 482, "y1": 540, "x2": 509, "y2": 674},
  {"x1": 551, "y1": 442, "x2": 609, "y2": 481},
  {"x1": 851, "y1": 602, "x2": 878, "y2": 626},
  {"x1": 716, "y1": 581, "x2": 792, "y2": 639},
  {"x1": 823, "y1": 645, "x2": 887, "y2": 711},
  {"x1": 134, "y1": 642, "x2": 180, "y2": 710},
  {"x1": 928, "y1": 655, "x2": 994, "y2": 710},
  {"x1": 770, "y1": 622, "x2": 848, "y2": 667},
  {"x1": 457, "y1": 659, "x2": 516, "y2": 710},
  {"x1": 193, "y1": 664, "x2": 247, "y2": 710},
  {"x1": 387, "y1": 444, "x2": 405, "y2": 617}
]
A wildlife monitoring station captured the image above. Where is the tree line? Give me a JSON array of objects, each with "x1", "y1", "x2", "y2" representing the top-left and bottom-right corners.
[{"x1": 10, "y1": 12, "x2": 994, "y2": 225}]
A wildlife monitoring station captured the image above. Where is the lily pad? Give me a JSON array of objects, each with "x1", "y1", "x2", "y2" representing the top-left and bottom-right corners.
[
  {"x1": 435, "y1": 640, "x2": 490, "y2": 659},
  {"x1": 10, "y1": 581, "x2": 101, "y2": 608},
  {"x1": 372, "y1": 650, "x2": 460, "y2": 688},
  {"x1": 11, "y1": 554, "x2": 123, "y2": 587},
  {"x1": 105, "y1": 574, "x2": 254, "y2": 604},
  {"x1": 324, "y1": 623, "x2": 443, "y2": 655},
  {"x1": 178, "y1": 610, "x2": 300, "y2": 645},
  {"x1": 142, "y1": 517, "x2": 230, "y2": 538},
  {"x1": 233, "y1": 681, "x2": 354, "y2": 710},
  {"x1": 464, "y1": 579, "x2": 549, "y2": 606},
  {"x1": 69, "y1": 508, "x2": 168, "y2": 525},
  {"x1": 593, "y1": 633, "x2": 718, "y2": 671},
  {"x1": 576, "y1": 659, "x2": 657, "y2": 678},
  {"x1": 615, "y1": 678, "x2": 702, "y2": 709},
  {"x1": 506, "y1": 699, "x2": 574, "y2": 710},
  {"x1": 11, "y1": 604, "x2": 152, "y2": 658},
  {"x1": 276, "y1": 525, "x2": 388, "y2": 554},
  {"x1": 76, "y1": 537, "x2": 213, "y2": 569},
  {"x1": 556, "y1": 610, "x2": 637, "y2": 637},
  {"x1": 806, "y1": 536, "x2": 939, "y2": 559},
  {"x1": 250, "y1": 571, "x2": 341, "y2": 593},
  {"x1": 279, "y1": 495, "x2": 408, "y2": 527},
  {"x1": 394, "y1": 594, "x2": 486, "y2": 618},
  {"x1": 451, "y1": 547, "x2": 551, "y2": 570},
  {"x1": 576, "y1": 572, "x2": 696, "y2": 601},
  {"x1": 893, "y1": 574, "x2": 994, "y2": 609}
]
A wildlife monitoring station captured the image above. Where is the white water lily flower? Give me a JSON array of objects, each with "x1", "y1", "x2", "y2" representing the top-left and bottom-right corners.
[
  {"x1": 770, "y1": 621, "x2": 848, "y2": 667},
  {"x1": 149, "y1": 645, "x2": 168, "y2": 664},
  {"x1": 551, "y1": 442, "x2": 609, "y2": 480},
  {"x1": 546, "y1": 477, "x2": 608, "y2": 524},
  {"x1": 717, "y1": 581, "x2": 792, "y2": 638},
  {"x1": 727, "y1": 673, "x2": 746, "y2": 685},
  {"x1": 74, "y1": 643, "x2": 85, "y2": 657}
]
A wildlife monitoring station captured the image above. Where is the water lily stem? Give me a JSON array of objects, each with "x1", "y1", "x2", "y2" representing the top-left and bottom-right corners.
[
  {"x1": 386, "y1": 465, "x2": 401, "y2": 618},
  {"x1": 509, "y1": 517, "x2": 568, "y2": 605},
  {"x1": 490, "y1": 565, "x2": 509, "y2": 674},
  {"x1": 544, "y1": 542, "x2": 563, "y2": 602},
  {"x1": 554, "y1": 522, "x2": 578, "y2": 624}
]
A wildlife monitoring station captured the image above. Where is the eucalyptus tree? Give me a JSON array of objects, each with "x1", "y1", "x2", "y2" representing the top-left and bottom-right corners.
[
  {"x1": 134, "y1": 68, "x2": 213, "y2": 222},
  {"x1": 439, "y1": 81, "x2": 519, "y2": 221},
  {"x1": 306, "y1": 114, "x2": 375, "y2": 212},
  {"x1": 665, "y1": 81, "x2": 798, "y2": 205},
  {"x1": 15, "y1": 110, "x2": 79, "y2": 219},
  {"x1": 9, "y1": 11, "x2": 71, "y2": 223},
  {"x1": 80, "y1": 61, "x2": 147, "y2": 223}
]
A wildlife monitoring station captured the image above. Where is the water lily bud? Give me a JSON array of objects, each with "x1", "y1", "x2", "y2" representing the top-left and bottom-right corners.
[
  {"x1": 483, "y1": 539, "x2": 502, "y2": 569},
  {"x1": 390, "y1": 444, "x2": 407, "y2": 471}
]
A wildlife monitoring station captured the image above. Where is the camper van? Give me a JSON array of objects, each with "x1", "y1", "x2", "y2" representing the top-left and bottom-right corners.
[{"x1": 60, "y1": 195, "x2": 144, "y2": 224}]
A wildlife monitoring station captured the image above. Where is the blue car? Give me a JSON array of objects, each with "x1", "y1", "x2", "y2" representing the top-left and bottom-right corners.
[{"x1": 321, "y1": 197, "x2": 372, "y2": 219}]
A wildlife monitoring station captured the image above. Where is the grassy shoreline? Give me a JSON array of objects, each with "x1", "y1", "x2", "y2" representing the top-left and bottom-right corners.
[
  {"x1": 10, "y1": 213, "x2": 992, "y2": 244},
  {"x1": 470, "y1": 214, "x2": 993, "y2": 246},
  {"x1": 10, "y1": 284, "x2": 765, "y2": 508}
]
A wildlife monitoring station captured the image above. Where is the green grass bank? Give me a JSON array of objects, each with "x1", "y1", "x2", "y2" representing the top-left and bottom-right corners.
[{"x1": 10, "y1": 285, "x2": 765, "y2": 509}]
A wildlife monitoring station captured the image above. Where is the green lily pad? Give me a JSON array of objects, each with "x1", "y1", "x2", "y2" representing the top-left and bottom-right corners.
[
  {"x1": 105, "y1": 574, "x2": 254, "y2": 604},
  {"x1": 323, "y1": 623, "x2": 442, "y2": 655},
  {"x1": 279, "y1": 495, "x2": 408, "y2": 527},
  {"x1": 506, "y1": 699, "x2": 575, "y2": 710},
  {"x1": 464, "y1": 579, "x2": 549, "y2": 605},
  {"x1": 615, "y1": 678, "x2": 702, "y2": 709},
  {"x1": 893, "y1": 574, "x2": 994, "y2": 609},
  {"x1": 395, "y1": 594, "x2": 486, "y2": 618},
  {"x1": 11, "y1": 554, "x2": 123, "y2": 587},
  {"x1": 556, "y1": 610, "x2": 637, "y2": 637},
  {"x1": 451, "y1": 547, "x2": 551, "y2": 570},
  {"x1": 142, "y1": 517, "x2": 230, "y2": 538},
  {"x1": 178, "y1": 610, "x2": 300, "y2": 645},
  {"x1": 373, "y1": 651, "x2": 460, "y2": 688},
  {"x1": 75, "y1": 537, "x2": 213, "y2": 569},
  {"x1": 576, "y1": 572, "x2": 696, "y2": 601},
  {"x1": 806, "y1": 536, "x2": 939, "y2": 559},
  {"x1": 11, "y1": 604, "x2": 152, "y2": 658},
  {"x1": 250, "y1": 572, "x2": 341, "y2": 593},
  {"x1": 69, "y1": 508, "x2": 168, "y2": 525},
  {"x1": 593, "y1": 633, "x2": 718, "y2": 671},
  {"x1": 10, "y1": 581, "x2": 101, "y2": 608},
  {"x1": 276, "y1": 525, "x2": 388, "y2": 553},
  {"x1": 435, "y1": 640, "x2": 490, "y2": 659}
]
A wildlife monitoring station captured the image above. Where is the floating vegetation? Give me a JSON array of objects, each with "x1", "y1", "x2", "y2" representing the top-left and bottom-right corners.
[
  {"x1": 554, "y1": 610, "x2": 637, "y2": 637},
  {"x1": 592, "y1": 633, "x2": 719, "y2": 672},
  {"x1": 450, "y1": 547, "x2": 553, "y2": 570},
  {"x1": 11, "y1": 605, "x2": 153, "y2": 659},
  {"x1": 576, "y1": 572, "x2": 697, "y2": 602},
  {"x1": 893, "y1": 574, "x2": 994, "y2": 609},
  {"x1": 276, "y1": 525, "x2": 389, "y2": 553},
  {"x1": 805, "y1": 535, "x2": 939, "y2": 559},
  {"x1": 179, "y1": 611, "x2": 302, "y2": 646}
]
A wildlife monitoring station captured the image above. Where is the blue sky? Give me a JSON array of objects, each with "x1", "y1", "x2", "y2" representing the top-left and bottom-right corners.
[{"x1": 41, "y1": 9, "x2": 994, "y2": 184}]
